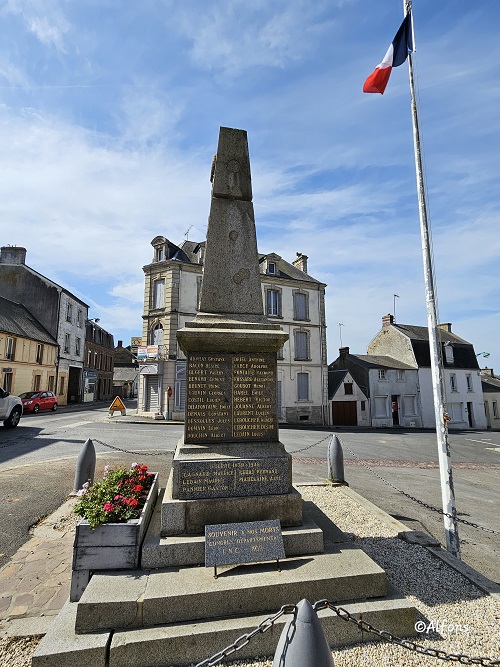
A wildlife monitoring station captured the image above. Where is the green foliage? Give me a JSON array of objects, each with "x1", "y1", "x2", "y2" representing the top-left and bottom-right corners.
[{"x1": 74, "y1": 463, "x2": 154, "y2": 529}]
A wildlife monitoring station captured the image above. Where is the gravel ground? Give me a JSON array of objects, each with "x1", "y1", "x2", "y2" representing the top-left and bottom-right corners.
[{"x1": 1, "y1": 485, "x2": 498, "y2": 666}]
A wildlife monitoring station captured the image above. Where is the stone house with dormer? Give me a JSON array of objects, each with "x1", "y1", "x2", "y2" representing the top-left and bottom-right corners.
[
  {"x1": 367, "y1": 315, "x2": 487, "y2": 430},
  {"x1": 138, "y1": 236, "x2": 328, "y2": 424}
]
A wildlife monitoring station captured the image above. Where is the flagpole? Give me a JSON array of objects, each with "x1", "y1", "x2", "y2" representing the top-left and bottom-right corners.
[{"x1": 404, "y1": 2, "x2": 460, "y2": 558}]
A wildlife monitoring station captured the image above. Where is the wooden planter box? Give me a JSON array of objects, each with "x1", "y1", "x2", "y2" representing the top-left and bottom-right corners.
[{"x1": 70, "y1": 473, "x2": 159, "y2": 601}]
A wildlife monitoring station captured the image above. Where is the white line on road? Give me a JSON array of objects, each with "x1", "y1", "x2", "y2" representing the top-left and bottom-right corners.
[{"x1": 465, "y1": 438, "x2": 494, "y2": 444}]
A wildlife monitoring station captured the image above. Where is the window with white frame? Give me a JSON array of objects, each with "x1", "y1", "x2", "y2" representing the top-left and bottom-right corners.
[
  {"x1": 446, "y1": 402, "x2": 463, "y2": 422},
  {"x1": 403, "y1": 395, "x2": 417, "y2": 415},
  {"x1": 151, "y1": 323, "x2": 163, "y2": 346},
  {"x1": 493, "y1": 401, "x2": 498, "y2": 419},
  {"x1": 378, "y1": 369, "x2": 386, "y2": 380},
  {"x1": 466, "y1": 374, "x2": 473, "y2": 392},
  {"x1": 297, "y1": 372, "x2": 309, "y2": 401},
  {"x1": 267, "y1": 261, "x2": 277, "y2": 275},
  {"x1": 294, "y1": 331, "x2": 309, "y2": 360},
  {"x1": 153, "y1": 279, "x2": 165, "y2": 309},
  {"x1": 174, "y1": 362, "x2": 186, "y2": 410},
  {"x1": 266, "y1": 289, "x2": 281, "y2": 317},
  {"x1": 450, "y1": 373, "x2": 458, "y2": 392},
  {"x1": 6, "y1": 337, "x2": 16, "y2": 360},
  {"x1": 444, "y1": 344, "x2": 454, "y2": 363},
  {"x1": 374, "y1": 395, "x2": 389, "y2": 417},
  {"x1": 293, "y1": 292, "x2": 308, "y2": 321}
]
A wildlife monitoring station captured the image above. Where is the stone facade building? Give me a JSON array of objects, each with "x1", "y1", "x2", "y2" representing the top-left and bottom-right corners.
[
  {"x1": 138, "y1": 236, "x2": 328, "y2": 424},
  {"x1": 0, "y1": 246, "x2": 88, "y2": 405},
  {"x1": 367, "y1": 315, "x2": 487, "y2": 429},
  {"x1": 83, "y1": 321, "x2": 115, "y2": 402},
  {"x1": 0, "y1": 295, "x2": 58, "y2": 395},
  {"x1": 481, "y1": 369, "x2": 500, "y2": 429}
]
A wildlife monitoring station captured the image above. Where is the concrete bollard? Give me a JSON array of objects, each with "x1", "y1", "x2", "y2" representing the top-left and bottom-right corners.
[
  {"x1": 73, "y1": 438, "x2": 96, "y2": 493},
  {"x1": 327, "y1": 434, "x2": 347, "y2": 485},
  {"x1": 272, "y1": 599, "x2": 334, "y2": 667}
]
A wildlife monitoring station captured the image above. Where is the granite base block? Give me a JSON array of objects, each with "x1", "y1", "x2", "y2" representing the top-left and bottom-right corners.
[{"x1": 161, "y1": 473, "x2": 303, "y2": 536}]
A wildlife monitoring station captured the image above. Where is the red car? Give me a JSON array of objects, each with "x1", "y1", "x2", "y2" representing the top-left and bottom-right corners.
[{"x1": 19, "y1": 391, "x2": 58, "y2": 413}]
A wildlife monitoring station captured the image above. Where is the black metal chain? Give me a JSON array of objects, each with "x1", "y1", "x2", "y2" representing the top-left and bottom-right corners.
[
  {"x1": 341, "y1": 441, "x2": 500, "y2": 536},
  {"x1": 194, "y1": 600, "x2": 498, "y2": 667},
  {"x1": 290, "y1": 433, "x2": 332, "y2": 455},
  {"x1": 92, "y1": 438, "x2": 168, "y2": 457},
  {"x1": 194, "y1": 604, "x2": 297, "y2": 667},
  {"x1": 315, "y1": 600, "x2": 499, "y2": 666}
]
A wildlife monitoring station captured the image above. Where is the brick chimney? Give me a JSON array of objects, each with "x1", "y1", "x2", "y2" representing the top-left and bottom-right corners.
[
  {"x1": 339, "y1": 347, "x2": 349, "y2": 358},
  {"x1": 438, "y1": 323, "x2": 452, "y2": 333},
  {"x1": 117, "y1": 340, "x2": 123, "y2": 347},
  {"x1": 292, "y1": 252, "x2": 308, "y2": 274},
  {"x1": 0, "y1": 246, "x2": 27, "y2": 265},
  {"x1": 382, "y1": 314, "x2": 394, "y2": 328}
]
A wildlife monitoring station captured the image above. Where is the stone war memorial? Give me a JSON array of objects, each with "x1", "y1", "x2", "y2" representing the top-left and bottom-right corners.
[{"x1": 33, "y1": 127, "x2": 416, "y2": 666}]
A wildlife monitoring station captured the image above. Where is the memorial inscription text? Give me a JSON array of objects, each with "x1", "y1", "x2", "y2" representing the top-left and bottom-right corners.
[{"x1": 185, "y1": 353, "x2": 277, "y2": 443}]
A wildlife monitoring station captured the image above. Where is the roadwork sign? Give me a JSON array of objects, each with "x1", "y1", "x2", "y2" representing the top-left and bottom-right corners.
[{"x1": 109, "y1": 396, "x2": 126, "y2": 416}]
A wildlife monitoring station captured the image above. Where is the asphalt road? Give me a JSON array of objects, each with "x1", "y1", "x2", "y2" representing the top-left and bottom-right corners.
[{"x1": 1, "y1": 404, "x2": 498, "y2": 582}]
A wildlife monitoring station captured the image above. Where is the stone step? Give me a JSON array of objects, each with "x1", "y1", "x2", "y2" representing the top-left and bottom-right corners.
[
  {"x1": 75, "y1": 544, "x2": 387, "y2": 634},
  {"x1": 142, "y1": 494, "x2": 326, "y2": 568},
  {"x1": 33, "y1": 592, "x2": 417, "y2": 667}
]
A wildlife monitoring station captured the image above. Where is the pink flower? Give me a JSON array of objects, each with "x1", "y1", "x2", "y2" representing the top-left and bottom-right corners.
[
  {"x1": 114, "y1": 495, "x2": 122, "y2": 501},
  {"x1": 131, "y1": 462, "x2": 138, "y2": 469},
  {"x1": 76, "y1": 488, "x2": 87, "y2": 497},
  {"x1": 103, "y1": 502, "x2": 115, "y2": 512}
]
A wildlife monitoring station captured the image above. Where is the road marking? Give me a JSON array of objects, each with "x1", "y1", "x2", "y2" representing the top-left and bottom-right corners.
[
  {"x1": 465, "y1": 438, "x2": 494, "y2": 444},
  {"x1": 486, "y1": 447, "x2": 500, "y2": 453}
]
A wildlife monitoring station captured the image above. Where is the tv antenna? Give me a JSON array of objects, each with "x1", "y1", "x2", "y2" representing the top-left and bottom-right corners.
[{"x1": 184, "y1": 225, "x2": 193, "y2": 240}]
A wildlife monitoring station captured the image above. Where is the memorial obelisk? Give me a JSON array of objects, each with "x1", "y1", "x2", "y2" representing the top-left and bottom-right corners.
[{"x1": 162, "y1": 127, "x2": 303, "y2": 535}]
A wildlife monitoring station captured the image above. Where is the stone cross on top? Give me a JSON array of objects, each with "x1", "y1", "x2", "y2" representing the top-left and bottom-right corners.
[{"x1": 198, "y1": 127, "x2": 266, "y2": 324}]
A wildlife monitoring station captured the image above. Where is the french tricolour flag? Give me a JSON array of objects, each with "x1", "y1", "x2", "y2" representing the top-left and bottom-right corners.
[{"x1": 363, "y1": 13, "x2": 413, "y2": 94}]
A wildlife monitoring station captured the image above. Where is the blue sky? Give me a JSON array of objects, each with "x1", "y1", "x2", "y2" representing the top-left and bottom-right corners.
[{"x1": 0, "y1": 0, "x2": 498, "y2": 370}]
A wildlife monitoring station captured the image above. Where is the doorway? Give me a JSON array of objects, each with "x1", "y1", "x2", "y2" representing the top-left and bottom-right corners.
[{"x1": 391, "y1": 395, "x2": 400, "y2": 426}]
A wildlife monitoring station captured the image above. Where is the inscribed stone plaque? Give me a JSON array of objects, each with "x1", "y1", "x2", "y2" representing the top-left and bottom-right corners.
[
  {"x1": 177, "y1": 456, "x2": 290, "y2": 500},
  {"x1": 205, "y1": 519, "x2": 285, "y2": 568},
  {"x1": 185, "y1": 352, "x2": 277, "y2": 444}
]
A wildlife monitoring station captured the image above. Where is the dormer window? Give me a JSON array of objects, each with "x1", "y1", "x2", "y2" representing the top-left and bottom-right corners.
[
  {"x1": 267, "y1": 261, "x2": 277, "y2": 275},
  {"x1": 444, "y1": 344, "x2": 454, "y2": 364},
  {"x1": 156, "y1": 247, "x2": 164, "y2": 262}
]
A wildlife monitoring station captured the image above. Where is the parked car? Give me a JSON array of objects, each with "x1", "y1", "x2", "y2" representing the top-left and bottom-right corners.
[
  {"x1": 0, "y1": 387, "x2": 23, "y2": 428},
  {"x1": 19, "y1": 391, "x2": 58, "y2": 414}
]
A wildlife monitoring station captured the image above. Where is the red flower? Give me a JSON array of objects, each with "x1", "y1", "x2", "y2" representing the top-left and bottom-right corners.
[
  {"x1": 132, "y1": 485, "x2": 143, "y2": 493},
  {"x1": 127, "y1": 498, "x2": 139, "y2": 507},
  {"x1": 103, "y1": 502, "x2": 115, "y2": 512}
]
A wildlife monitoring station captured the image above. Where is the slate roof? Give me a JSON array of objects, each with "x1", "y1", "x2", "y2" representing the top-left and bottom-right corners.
[
  {"x1": 113, "y1": 367, "x2": 138, "y2": 383},
  {"x1": 0, "y1": 295, "x2": 58, "y2": 346},
  {"x1": 258, "y1": 254, "x2": 322, "y2": 284},
  {"x1": 481, "y1": 374, "x2": 500, "y2": 393},
  {"x1": 391, "y1": 324, "x2": 479, "y2": 370},
  {"x1": 328, "y1": 369, "x2": 348, "y2": 399},
  {"x1": 343, "y1": 354, "x2": 415, "y2": 371}
]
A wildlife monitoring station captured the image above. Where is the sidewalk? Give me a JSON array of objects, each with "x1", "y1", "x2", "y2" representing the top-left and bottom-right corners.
[{"x1": 0, "y1": 497, "x2": 79, "y2": 638}]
